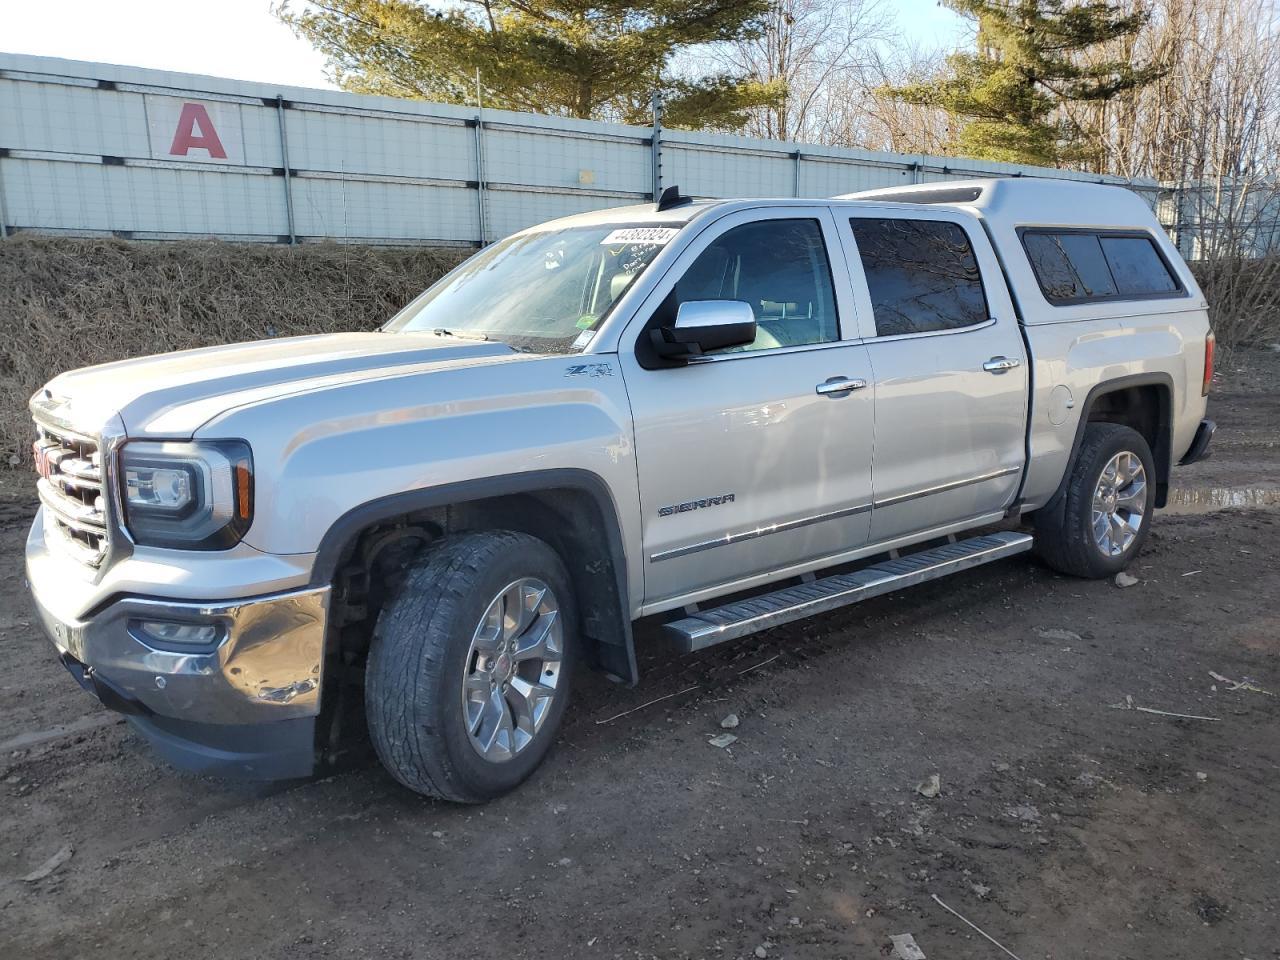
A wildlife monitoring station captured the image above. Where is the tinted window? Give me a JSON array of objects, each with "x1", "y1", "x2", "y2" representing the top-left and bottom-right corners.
[
  {"x1": 1022, "y1": 230, "x2": 1181, "y2": 304},
  {"x1": 1024, "y1": 233, "x2": 1117, "y2": 301},
  {"x1": 849, "y1": 218, "x2": 988, "y2": 336},
  {"x1": 673, "y1": 219, "x2": 838, "y2": 353},
  {"x1": 1099, "y1": 236, "x2": 1179, "y2": 295}
]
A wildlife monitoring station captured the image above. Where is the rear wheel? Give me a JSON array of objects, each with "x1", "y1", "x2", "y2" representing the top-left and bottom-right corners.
[
  {"x1": 365, "y1": 531, "x2": 576, "y2": 802},
  {"x1": 1034, "y1": 423, "x2": 1156, "y2": 579}
]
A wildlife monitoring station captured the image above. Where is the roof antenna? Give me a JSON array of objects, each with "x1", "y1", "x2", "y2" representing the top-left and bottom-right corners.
[{"x1": 656, "y1": 185, "x2": 692, "y2": 211}]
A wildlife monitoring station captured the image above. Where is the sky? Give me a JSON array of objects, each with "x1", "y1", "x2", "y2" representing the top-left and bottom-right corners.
[{"x1": 2, "y1": 0, "x2": 970, "y2": 92}]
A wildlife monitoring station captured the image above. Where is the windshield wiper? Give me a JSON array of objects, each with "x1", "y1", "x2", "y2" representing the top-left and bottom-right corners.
[{"x1": 431, "y1": 327, "x2": 490, "y2": 342}]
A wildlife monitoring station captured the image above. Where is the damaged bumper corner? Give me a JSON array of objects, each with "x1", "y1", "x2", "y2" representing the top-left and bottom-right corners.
[{"x1": 28, "y1": 569, "x2": 330, "y2": 779}]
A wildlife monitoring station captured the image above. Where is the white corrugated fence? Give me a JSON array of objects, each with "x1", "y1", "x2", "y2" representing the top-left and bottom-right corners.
[{"x1": 0, "y1": 52, "x2": 1170, "y2": 249}]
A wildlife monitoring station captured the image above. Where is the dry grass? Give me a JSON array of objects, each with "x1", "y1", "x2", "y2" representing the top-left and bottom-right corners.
[
  {"x1": 0, "y1": 237, "x2": 464, "y2": 463},
  {"x1": 2, "y1": 235, "x2": 1274, "y2": 466}
]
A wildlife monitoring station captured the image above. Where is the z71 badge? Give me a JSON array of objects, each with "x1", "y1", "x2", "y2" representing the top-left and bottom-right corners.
[
  {"x1": 564, "y1": 362, "x2": 613, "y2": 378},
  {"x1": 659, "y1": 493, "x2": 735, "y2": 517}
]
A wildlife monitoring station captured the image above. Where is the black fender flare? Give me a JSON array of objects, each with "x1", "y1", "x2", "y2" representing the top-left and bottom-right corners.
[
  {"x1": 309, "y1": 468, "x2": 637, "y2": 684},
  {"x1": 1038, "y1": 372, "x2": 1175, "y2": 523}
]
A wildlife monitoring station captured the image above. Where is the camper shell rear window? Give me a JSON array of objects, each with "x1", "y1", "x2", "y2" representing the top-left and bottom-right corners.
[{"x1": 1018, "y1": 228, "x2": 1185, "y2": 306}]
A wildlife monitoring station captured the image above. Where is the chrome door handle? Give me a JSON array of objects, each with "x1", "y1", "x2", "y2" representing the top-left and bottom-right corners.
[
  {"x1": 982, "y1": 356, "x2": 1021, "y2": 374},
  {"x1": 815, "y1": 376, "x2": 868, "y2": 396}
]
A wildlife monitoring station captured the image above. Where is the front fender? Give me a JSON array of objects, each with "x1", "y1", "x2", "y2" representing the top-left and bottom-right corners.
[{"x1": 198, "y1": 353, "x2": 643, "y2": 615}]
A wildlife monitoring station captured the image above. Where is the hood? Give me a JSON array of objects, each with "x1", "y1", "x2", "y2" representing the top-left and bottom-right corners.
[{"x1": 36, "y1": 332, "x2": 522, "y2": 438}]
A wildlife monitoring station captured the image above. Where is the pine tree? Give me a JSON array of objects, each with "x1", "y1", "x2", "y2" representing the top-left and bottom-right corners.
[
  {"x1": 276, "y1": 0, "x2": 786, "y2": 130},
  {"x1": 883, "y1": 0, "x2": 1164, "y2": 166}
]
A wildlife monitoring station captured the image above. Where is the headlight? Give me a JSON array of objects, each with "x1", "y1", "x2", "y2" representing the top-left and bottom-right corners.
[{"x1": 119, "y1": 440, "x2": 253, "y2": 549}]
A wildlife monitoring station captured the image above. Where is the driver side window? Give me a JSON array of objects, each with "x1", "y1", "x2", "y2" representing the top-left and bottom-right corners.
[{"x1": 672, "y1": 218, "x2": 840, "y2": 354}]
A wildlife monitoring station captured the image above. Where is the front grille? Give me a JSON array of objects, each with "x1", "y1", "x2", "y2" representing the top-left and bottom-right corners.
[{"x1": 33, "y1": 420, "x2": 110, "y2": 567}]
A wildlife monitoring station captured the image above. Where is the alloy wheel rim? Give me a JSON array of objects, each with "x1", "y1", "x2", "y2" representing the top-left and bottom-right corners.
[
  {"x1": 461, "y1": 577, "x2": 563, "y2": 763},
  {"x1": 1091, "y1": 451, "x2": 1147, "y2": 557}
]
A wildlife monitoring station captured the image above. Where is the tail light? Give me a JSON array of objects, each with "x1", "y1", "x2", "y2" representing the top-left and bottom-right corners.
[{"x1": 1202, "y1": 331, "x2": 1215, "y2": 396}]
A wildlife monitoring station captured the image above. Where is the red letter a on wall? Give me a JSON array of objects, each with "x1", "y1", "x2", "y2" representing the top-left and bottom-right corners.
[{"x1": 169, "y1": 102, "x2": 228, "y2": 159}]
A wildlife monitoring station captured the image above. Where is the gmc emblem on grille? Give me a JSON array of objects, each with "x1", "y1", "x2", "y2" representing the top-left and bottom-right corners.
[{"x1": 32, "y1": 441, "x2": 52, "y2": 481}]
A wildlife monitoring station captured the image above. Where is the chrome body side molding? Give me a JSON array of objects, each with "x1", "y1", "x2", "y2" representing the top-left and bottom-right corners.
[
  {"x1": 872, "y1": 466, "x2": 1022, "y2": 510},
  {"x1": 651, "y1": 466, "x2": 1022, "y2": 564},
  {"x1": 650, "y1": 502, "x2": 873, "y2": 563}
]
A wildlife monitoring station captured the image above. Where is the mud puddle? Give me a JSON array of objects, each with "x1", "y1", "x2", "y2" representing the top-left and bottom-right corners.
[{"x1": 1163, "y1": 486, "x2": 1280, "y2": 514}]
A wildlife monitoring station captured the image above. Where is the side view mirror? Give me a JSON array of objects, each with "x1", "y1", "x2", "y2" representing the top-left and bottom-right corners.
[{"x1": 651, "y1": 300, "x2": 757, "y2": 361}]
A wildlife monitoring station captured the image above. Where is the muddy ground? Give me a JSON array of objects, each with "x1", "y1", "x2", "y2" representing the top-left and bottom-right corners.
[{"x1": 2, "y1": 350, "x2": 1278, "y2": 960}]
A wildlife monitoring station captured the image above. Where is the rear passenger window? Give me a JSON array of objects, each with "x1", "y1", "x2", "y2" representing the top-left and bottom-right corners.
[
  {"x1": 848, "y1": 218, "x2": 988, "y2": 336},
  {"x1": 1022, "y1": 230, "x2": 1181, "y2": 303}
]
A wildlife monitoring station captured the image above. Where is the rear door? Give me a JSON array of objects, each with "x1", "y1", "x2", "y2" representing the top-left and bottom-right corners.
[{"x1": 837, "y1": 210, "x2": 1028, "y2": 543}]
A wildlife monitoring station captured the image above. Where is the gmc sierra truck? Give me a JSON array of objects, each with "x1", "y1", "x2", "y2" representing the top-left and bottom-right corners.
[{"x1": 26, "y1": 178, "x2": 1215, "y2": 802}]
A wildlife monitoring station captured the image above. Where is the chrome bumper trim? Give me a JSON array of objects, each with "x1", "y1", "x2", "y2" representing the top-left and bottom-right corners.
[{"x1": 30, "y1": 583, "x2": 331, "y2": 725}]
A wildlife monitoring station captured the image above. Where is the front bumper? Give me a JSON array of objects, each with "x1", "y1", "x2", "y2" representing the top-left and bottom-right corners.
[
  {"x1": 58, "y1": 649, "x2": 319, "y2": 777},
  {"x1": 28, "y1": 545, "x2": 330, "y2": 779}
]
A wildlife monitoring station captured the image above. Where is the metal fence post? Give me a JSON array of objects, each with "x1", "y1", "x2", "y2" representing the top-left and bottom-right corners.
[
  {"x1": 0, "y1": 151, "x2": 10, "y2": 239},
  {"x1": 275, "y1": 96, "x2": 297, "y2": 244},
  {"x1": 651, "y1": 92, "x2": 662, "y2": 199},
  {"x1": 1173, "y1": 183, "x2": 1193, "y2": 259},
  {"x1": 473, "y1": 117, "x2": 488, "y2": 246},
  {"x1": 793, "y1": 150, "x2": 802, "y2": 197}
]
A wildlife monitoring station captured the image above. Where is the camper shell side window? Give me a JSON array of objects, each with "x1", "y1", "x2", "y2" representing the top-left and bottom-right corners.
[{"x1": 1018, "y1": 227, "x2": 1186, "y2": 306}]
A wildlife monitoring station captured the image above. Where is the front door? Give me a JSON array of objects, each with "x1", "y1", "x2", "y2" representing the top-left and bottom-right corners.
[
  {"x1": 618, "y1": 208, "x2": 876, "y2": 614},
  {"x1": 838, "y1": 212, "x2": 1028, "y2": 543}
]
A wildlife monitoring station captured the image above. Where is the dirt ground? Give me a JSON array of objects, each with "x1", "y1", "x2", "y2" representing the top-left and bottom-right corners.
[{"x1": 2, "y1": 350, "x2": 1278, "y2": 960}]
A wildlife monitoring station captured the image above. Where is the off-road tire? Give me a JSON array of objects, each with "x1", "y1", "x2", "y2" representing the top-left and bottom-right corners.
[
  {"x1": 1034, "y1": 423, "x2": 1156, "y2": 579},
  {"x1": 365, "y1": 530, "x2": 577, "y2": 802}
]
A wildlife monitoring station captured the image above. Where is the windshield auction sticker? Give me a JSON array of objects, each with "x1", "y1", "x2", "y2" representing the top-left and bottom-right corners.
[{"x1": 600, "y1": 227, "x2": 680, "y2": 246}]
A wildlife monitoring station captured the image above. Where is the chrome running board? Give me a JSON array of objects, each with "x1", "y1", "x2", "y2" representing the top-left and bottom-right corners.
[{"x1": 663, "y1": 531, "x2": 1033, "y2": 652}]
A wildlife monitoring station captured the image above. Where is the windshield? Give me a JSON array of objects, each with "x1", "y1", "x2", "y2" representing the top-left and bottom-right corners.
[{"x1": 385, "y1": 224, "x2": 682, "y2": 353}]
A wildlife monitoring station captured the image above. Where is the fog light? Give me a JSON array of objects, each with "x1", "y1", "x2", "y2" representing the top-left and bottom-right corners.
[{"x1": 135, "y1": 620, "x2": 221, "y2": 645}]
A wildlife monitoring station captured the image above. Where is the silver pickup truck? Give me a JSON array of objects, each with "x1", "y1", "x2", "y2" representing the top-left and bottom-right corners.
[{"x1": 25, "y1": 178, "x2": 1215, "y2": 801}]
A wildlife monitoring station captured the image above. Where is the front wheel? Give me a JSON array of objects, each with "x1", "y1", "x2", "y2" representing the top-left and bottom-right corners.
[
  {"x1": 365, "y1": 531, "x2": 576, "y2": 802},
  {"x1": 1034, "y1": 423, "x2": 1157, "y2": 579}
]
